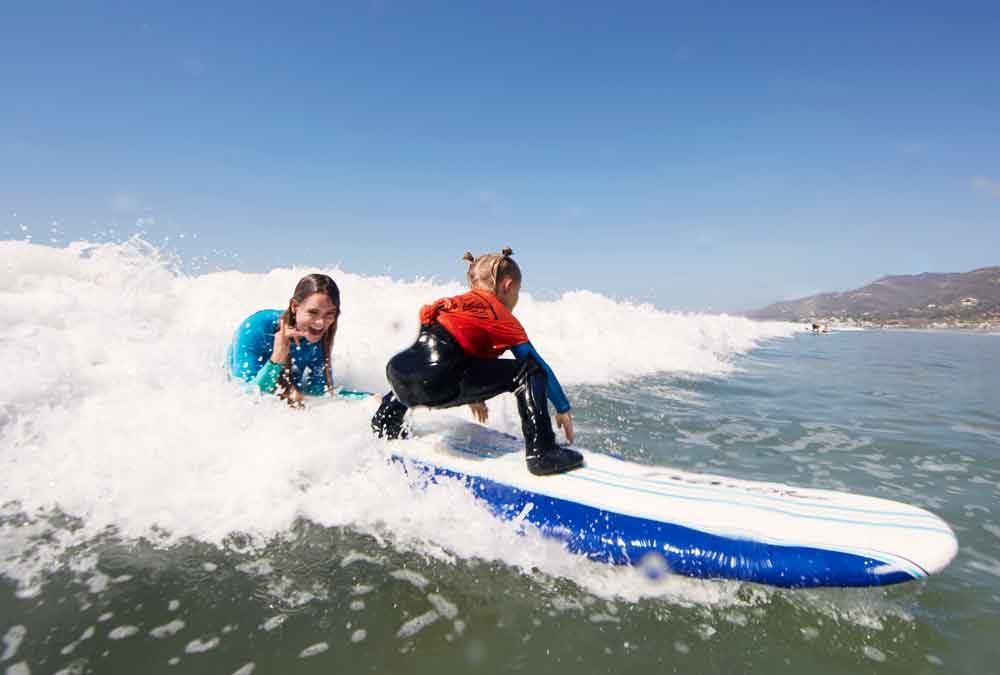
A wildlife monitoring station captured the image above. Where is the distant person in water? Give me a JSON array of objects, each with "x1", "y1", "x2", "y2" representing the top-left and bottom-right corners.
[
  {"x1": 229, "y1": 273, "x2": 353, "y2": 405},
  {"x1": 371, "y1": 248, "x2": 583, "y2": 476}
]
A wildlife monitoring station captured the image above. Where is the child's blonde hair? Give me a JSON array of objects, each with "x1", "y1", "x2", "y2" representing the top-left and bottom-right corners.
[{"x1": 463, "y1": 247, "x2": 522, "y2": 292}]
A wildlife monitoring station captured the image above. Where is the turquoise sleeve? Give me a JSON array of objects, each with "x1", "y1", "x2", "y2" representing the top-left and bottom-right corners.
[
  {"x1": 253, "y1": 360, "x2": 283, "y2": 394},
  {"x1": 230, "y1": 310, "x2": 281, "y2": 385},
  {"x1": 335, "y1": 389, "x2": 374, "y2": 400},
  {"x1": 510, "y1": 342, "x2": 571, "y2": 413}
]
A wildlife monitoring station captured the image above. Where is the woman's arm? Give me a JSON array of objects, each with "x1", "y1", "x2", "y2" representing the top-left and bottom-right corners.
[
  {"x1": 231, "y1": 311, "x2": 305, "y2": 395},
  {"x1": 251, "y1": 360, "x2": 284, "y2": 393},
  {"x1": 231, "y1": 313, "x2": 281, "y2": 393}
]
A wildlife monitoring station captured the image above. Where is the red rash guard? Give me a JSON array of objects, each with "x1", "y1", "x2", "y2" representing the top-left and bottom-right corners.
[{"x1": 420, "y1": 289, "x2": 529, "y2": 359}]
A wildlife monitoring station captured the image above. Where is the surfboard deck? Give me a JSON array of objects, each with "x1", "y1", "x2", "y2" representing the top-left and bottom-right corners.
[{"x1": 390, "y1": 421, "x2": 958, "y2": 588}]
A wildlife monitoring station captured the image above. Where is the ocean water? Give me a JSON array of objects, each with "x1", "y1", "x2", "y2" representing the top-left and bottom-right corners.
[{"x1": 1, "y1": 239, "x2": 998, "y2": 674}]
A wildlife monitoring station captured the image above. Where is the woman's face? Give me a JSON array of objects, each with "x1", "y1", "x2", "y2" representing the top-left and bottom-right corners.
[{"x1": 291, "y1": 292, "x2": 339, "y2": 342}]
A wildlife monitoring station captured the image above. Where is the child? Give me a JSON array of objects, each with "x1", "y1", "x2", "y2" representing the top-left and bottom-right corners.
[{"x1": 371, "y1": 249, "x2": 583, "y2": 476}]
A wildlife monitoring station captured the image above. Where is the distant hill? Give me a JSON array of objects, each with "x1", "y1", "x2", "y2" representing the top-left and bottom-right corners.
[{"x1": 750, "y1": 267, "x2": 1000, "y2": 327}]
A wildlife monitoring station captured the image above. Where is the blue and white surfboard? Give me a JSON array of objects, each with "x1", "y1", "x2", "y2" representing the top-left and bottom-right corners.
[{"x1": 392, "y1": 422, "x2": 958, "y2": 588}]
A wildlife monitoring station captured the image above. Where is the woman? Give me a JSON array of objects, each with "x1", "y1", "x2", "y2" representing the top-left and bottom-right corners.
[{"x1": 229, "y1": 273, "x2": 344, "y2": 404}]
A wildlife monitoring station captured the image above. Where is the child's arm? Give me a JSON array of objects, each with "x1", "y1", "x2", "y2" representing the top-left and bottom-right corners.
[{"x1": 509, "y1": 342, "x2": 571, "y2": 413}]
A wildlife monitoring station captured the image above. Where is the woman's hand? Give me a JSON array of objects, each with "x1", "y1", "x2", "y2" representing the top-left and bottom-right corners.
[
  {"x1": 284, "y1": 384, "x2": 305, "y2": 407},
  {"x1": 469, "y1": 401, "x2": 489, "y2": 423},
  {"x1": 555, "y1": 411, "x2": 575, "y2": 444},
  {"x1": 271, "y1": 318, "x2": 308, "y2": 364}
]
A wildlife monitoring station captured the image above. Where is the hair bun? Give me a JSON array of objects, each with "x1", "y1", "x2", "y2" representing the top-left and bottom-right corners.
[
  {"x1": 462, "y1": 251, "x2": 476, "y2": 262},
  {"x1": 501, "y1": 247, "x2": 514, "y2": 257}
]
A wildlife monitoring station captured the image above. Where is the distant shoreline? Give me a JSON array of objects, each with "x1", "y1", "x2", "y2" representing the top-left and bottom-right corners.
[{"x1": 789, "y1": 323, "x2": 1000, "y2": 335}]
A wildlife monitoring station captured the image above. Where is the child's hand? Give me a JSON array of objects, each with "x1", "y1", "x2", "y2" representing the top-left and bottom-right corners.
[
  {"x1": 469, "y1": 402, "x2": 489, "y2": 423},
  {"x1": 555, "y1": 412, "x2": 575, "y2": 444}
]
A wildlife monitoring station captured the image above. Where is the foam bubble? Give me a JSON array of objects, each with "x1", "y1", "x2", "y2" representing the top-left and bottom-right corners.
[
  {"x1": 184, "y1": 637, "x2": 220, "y2": 654},
  {"x1": 108, "y1": 626, "x2": 138, "y2": 640},
  {"x1": 427, "y1": 594, "x2": 458, "y2": 620},
  {"x1": 150, "y1": 620, "x2": 186, "y2": 639},
  {"x1": 1, "y1": 626, "x2": 26, "y2": 661},
  {"x1": 259, "y1": 616, "x2": 286, "y2": 632},
  {"x1": 862, "y1": 646, "x2": 887, "y2": 662},
  {"x1": 396, "y1": 610, "x2": 440, "y2": 638},
  {"x1": 298, "y1": 643, "x2": 328, "y2": 658}
]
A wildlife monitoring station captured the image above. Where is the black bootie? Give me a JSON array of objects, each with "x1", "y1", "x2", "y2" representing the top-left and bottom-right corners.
[
  {"x1": 515, "y1": 363, "x2": 583, "y2": 476},
  {"x1": 371, "y1": 392, "x2": 409, "y2": 439}
]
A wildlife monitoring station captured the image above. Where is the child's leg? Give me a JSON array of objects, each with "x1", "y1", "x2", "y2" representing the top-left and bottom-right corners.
[
  {"x1": 372, "y1": 325, "x2": 467, "y2": 438},
  {"x1": 454, "y1": 358, "x2": 582, "y2": 475},
  {"x1": 374, "y1": 355, "x2": 523, "y2": 437},
  {"x1": 445, "y1": 359, "x2": 522, "y2": 407},
  {"x1": 512, "y1": 359, "x2": 584, "y2": 475},
  {"x1": 371, "y1": 391, "x2": 409, "y2": 439}
]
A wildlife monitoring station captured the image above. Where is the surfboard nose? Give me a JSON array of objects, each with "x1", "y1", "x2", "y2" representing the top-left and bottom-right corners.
[{"x1": 908, "y1": 510, "x2": 959, "y2": 577}]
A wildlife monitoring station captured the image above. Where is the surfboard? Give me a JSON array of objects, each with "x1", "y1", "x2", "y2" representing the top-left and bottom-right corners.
[{"x1": 391, "y1": 422, "x2": 958, "y2": 588}]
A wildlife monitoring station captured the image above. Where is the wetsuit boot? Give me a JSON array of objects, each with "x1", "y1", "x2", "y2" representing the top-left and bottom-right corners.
[
  {"x1": 515, "y1": 365, "x2": 584, "y2": 476},
  {"x1": 371, "y1": 392, "x2": 409, "y2": 440}
]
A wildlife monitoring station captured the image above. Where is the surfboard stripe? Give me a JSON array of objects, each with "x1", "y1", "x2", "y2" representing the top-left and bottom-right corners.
[
  {"x1": 565, "y1": 471, "x2": 955, "y2": 537},
  {"x1": 583, "y1": 466, "x2": 944, "y2": 521}
]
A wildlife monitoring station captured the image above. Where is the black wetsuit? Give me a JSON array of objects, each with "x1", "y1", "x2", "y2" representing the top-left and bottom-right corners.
[
  {"x1": 371, "y1": 323, "x2": 583, "y2": 476},
  {"x1": 387, "y1": 323, "x2": 528, "y2": 409}
]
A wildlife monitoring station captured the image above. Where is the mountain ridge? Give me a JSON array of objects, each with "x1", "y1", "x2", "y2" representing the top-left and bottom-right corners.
[{"x1": 750, "y1": 266, "x2": 1000, "y2": 328}]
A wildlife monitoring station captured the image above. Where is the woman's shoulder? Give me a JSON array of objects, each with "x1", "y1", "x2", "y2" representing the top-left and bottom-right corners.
[{"x1": 239, "y1": 309, "x2": 283, "y2": 331}]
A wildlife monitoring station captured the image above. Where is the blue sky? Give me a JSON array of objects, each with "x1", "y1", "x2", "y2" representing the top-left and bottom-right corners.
[{"x1": 2, "y1": 1, "x2": 998, "y2": 312}]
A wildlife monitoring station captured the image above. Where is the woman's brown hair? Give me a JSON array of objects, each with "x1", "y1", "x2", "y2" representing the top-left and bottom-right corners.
[{"x1": 278, "y1": 273, "x2": 340, "y2": 400}]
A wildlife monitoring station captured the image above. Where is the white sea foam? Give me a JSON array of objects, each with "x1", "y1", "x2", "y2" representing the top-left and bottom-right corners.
[
  {"x1": 396, "y1": 610, "x2": 440, "y2": 638},
  {"x1": 1, "y1": 626, "x2": 26, "y2": 662},
  {"x1": 107, "y1": 626, "x2": 138, "y2": 640},
  {"x1": 298, "y1": 642, "x2": 328, "y2": 658},
  {"x1": 0, "y1": 239, "x2": 797, "y2": 602},
  {"x1": 184, "y1": 637, "x2": 220, "y2": 654},
  {"x1": 150, "y1": 620, "x2": 186, "y2": 639},
  {"x1": 427, "y1": 593, "x2": 458, "y2": 620}
]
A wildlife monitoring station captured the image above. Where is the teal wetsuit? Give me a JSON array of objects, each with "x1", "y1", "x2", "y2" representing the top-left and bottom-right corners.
[
  {"x1": 229, "y1": 309, "x2": 327, "y2": 395},
  {"x1": 228, "y1": 309, "x2": 369, "y2": 398}
]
